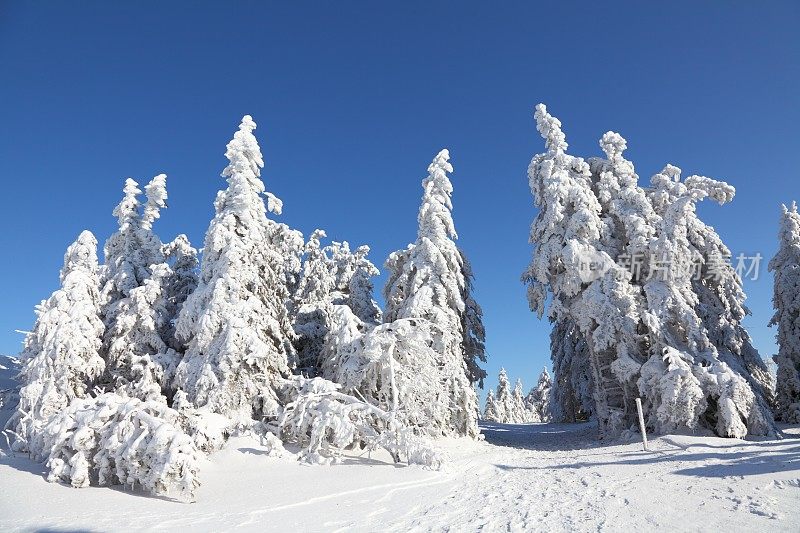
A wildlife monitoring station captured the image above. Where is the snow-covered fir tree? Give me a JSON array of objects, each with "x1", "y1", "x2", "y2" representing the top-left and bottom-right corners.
[
  {"x1": 523, "y1": 104, "x2": 774, "y2": 438},
  {"x1": 550, "y1": 318, "x2": 593, "y2": 422},
  {"x1": 8, "y1": 231, "x2": 105, "y2": 459},
  {"x1": 101, "y1": 175, "x2": 176, "y2": 399},
  {"x1": 161, "y1": 234, "x2": 199, "y2": 352},
  {"x1": 343, "y1": 245, "x2": 382, "y2": 325},
  {"x1": 511, "y1": 379, "x2": 527, "y2": 423},
  {"x1": 769, "y1": 202, "x2": 800, "y2": 422},
  {"x1": 493, "y1": 368, "x2": 513, "y2": 423},
  {"x1": 526, "y1": 367, "x2": 553, "y2": 423},
  {"x1": 383, "y1": 149, "x2": 482, "y2": 437},
  {"x1": 483, "y1": 389, "x2": 499, "y2": 421},
  {"x1": 292, "y1": 229, "x2": 337, "y2": 375},
  {"x1": 174, "y1": 115, "x2": 296, "y2": 427},
  {"x1": 104, "y1": 264, "x2": 179, "y2": 402}
]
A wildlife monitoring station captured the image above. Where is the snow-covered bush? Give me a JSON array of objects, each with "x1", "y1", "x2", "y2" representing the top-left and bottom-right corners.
[
  {"x1": 42, "y1": 392, "x2": 201, "y2": 501},
  {"x1": 383, "y1": 149, "x2": 483, "y2": 437},
  {"x1": 8, "y1": 231, "x2": 105, "y2": 459},
  {"x1": 770, "y1": 202, "x2": 800, "y2": 423},
  {"x1": 522, "y1": 104, "x2": 775, "y2": 438},
  {"x1": 278, "y1": 377, "x2": 440, "y2": 468},
  {"x1": 320, "y1": 306, "x2": 459, "y2": 438}
]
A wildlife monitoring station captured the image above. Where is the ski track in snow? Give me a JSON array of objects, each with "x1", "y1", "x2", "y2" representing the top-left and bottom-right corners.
[{"x1": 0, "y1": 421, "x2": 798, "y2": 532}]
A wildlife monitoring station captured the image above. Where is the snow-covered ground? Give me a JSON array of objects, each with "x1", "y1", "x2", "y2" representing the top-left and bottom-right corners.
[{"x1": 1, "y1": 411, "x2": 798, "y2": 532}]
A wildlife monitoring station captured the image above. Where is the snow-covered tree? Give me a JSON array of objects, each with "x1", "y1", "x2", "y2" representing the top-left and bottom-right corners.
[
  {"x1": 8, "y1": 231, "x2": 105, "y2": 459},
  {"x1": 320, "y1": 306, "x2": 458, "y2": 437},
  {"x1": 174, "y1": 115, "x2": 295, "y2": 427},
  {"x1": 523, "y1": 104, "x2": 774, "y2": 438},
  {"x1": 292, "y1": 232, "x2": 383, "y2": 377},
  {"x1": 383, "y1": 149, "x2": 482, "y2": 437},
  {"x1": 292, "y1": 229, "x2": 337, "y2": 375},
  {"x1": 550, "y1": 318, "x2": 593, "y2": 422},
  {"x1": 100, "y1": 175, "x2": 177, "y2": 399},
  {"x1": 511, "y1": 379, "x2": 527, "y2": 423},
  {"x1": 278, "y1": 376, "x2": 440, "y2": 467},
  {"x1": 161, "y1": 234, "x2": 199, "y2": 352},
  {"x1": 770, "y1": 202, "x2": 800, "y2": 422},
  {"x1": 526, "y1": 367, "x2": 553, "y2": 423},
  {"x1": 101, "y1": 176, "x2": 167, "y2": 315},
  {"x1": 104, "y1": 264, "x2": 179, "y2": 402},
  {"x1": 343, "y1": 245, "x2": 382, "y2": 325},
  {"x1": 483, "y1": 389, "x2": 499, "y2": 422},
  {"x1": 461, "y1": 251, "x2": 487, "y2": 387},
  {"x1": 493, "y1": 368, "x2": 512, "y2": 423}
]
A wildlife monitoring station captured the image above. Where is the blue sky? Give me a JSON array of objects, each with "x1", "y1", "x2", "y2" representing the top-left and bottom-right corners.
[{"x1": 1, "y1": 2, "x2": 798, "y2": 399}]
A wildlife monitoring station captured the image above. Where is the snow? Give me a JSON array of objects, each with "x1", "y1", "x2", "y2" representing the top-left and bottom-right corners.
[{"x1": 2, "y1": 377, "x2": 798, "y2": 533}]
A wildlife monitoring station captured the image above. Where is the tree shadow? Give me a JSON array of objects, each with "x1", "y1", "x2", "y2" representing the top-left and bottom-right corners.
[
  {"x1": 490, "y1": 427, "x2": 800, "y2": 479},
  {"x1": 480, "y1": 420, "x2": 607, "y2": 452}
]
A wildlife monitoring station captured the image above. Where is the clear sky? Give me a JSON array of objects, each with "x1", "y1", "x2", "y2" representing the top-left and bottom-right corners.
[{"x1": 1, "y1": 2, "x2": 798, "y2": 399}]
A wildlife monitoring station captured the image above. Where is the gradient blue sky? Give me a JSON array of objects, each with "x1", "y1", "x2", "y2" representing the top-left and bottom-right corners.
[{"x1": 1, "y1": 2, "x2": 798, "y2": 398}]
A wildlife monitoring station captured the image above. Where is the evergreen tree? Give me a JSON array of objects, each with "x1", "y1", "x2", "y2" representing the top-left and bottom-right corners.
[
  {"x1": 383, "y1": 149, "x2": 481, "y2": 437},
  {"x1": 494, "y1": 368, "x2": 512, "y2": 423},
  {"x1": 162, "y1": 234, "x2": 199, "y2": 352},
  {"x1": 102, "y1": 175, "x2": 172, "y2": 397},
  {"x1": 530, "y1": 367, "x2": 553, "y2": 422},
  {"x1": 174, "y1": 115, "x2": 295, "y2": 426},
  {"x1": 511, "y1": 379, "x2": 526, "y2": 423},
  {"x1": 523, "y1": 104, "x2": 774, "y2": 438},
  {"x1": 483, "y1": 389, "x2": 499, "y2": 422},
  {"x1": 770, "y1": 202, "x2": 800, "y2": 422},
  {"x1": 550, "y1": 318, "x2": 593, "y2": 422},
  {"x1": 8, "y1": 231, "x2": 105, "y2": 459},
  {"x1": 293, "y1": 229, "x2": 337, "y2": 375}
]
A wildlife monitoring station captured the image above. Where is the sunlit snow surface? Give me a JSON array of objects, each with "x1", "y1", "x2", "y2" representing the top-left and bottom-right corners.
[{"x1": 1, "y1": 356, "x2": 798, "y2": 532}]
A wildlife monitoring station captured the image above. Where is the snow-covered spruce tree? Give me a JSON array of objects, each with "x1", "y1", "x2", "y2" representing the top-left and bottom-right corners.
[
  {"x1": 511, "y1": 379, "x2": 527, "y2": 423},
  {"x1": 493, "y1": 368, "x2": 512, "y2": 423},
  {"x1": 460, "y1": 250, "x2": 487, "y2": 387},
  {"x1": 770, "y1": 202, "x2": 800, "y2": 422},
  {"x1": 523, "y1": 104, "x2": 774, "y2": 438},
  {"x1": 8, "y1": 231, "x2": 105, "y2": 459},
  {"x1": 528, "y1": 367, "x2": 553, "y2": 422},
  {"x1": 161, "y1": 234, "x2": 199, "y2": 352},
  {"x1": 383, "y1": 149, "x2": 482, "y2": 437},
  {"x1": 174, "y1": 115, "x2": 295, "y2": 427},
  {"x1": 101, "y1": 175, "x2": 177, "y2": 399},
  {"x1": 550, "y1": 318, "x2": 594, "y2": 422},
  {"x1": 343, "y1": 245, "x2": 382, "y2": 325},
  {"x1": 104, "y1": 264, "x2": 180, "y2": 402},
  {"x1": 292, "y1": 229, "x2": 337, "y2": 375},
  {"x1": 483, "y1": 389, "x2": 499, "y2": 421}
]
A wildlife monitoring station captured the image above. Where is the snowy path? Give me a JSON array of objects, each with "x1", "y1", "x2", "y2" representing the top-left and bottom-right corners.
[{"x1": 0, "y1": 422, "x2": 798, "y2": 532}]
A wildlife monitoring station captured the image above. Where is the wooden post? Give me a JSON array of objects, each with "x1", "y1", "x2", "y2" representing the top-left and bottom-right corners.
[{"x1": 635, "y1": 398, "x2": 648, "y2": 451}]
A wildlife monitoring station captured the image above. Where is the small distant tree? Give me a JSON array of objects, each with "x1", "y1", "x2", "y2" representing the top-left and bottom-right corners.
[
  {"x1": 494, "y1": 368, "x2": 513, "y2": 423},
  {"x1": 483, "y1": 389, "x2": 499, "y2": 422},
  {"x1": 770, "y1": 202, "x2": 800, "y2": 422},
  {"x1": 511, "y1": 379, "x2": 527, "y2": 423},
  {"x1": 530, "y1": 367, "x2": 553, "y2": 422},
  {"x1": 8, "y1": 231, "x2": 105, "y2": 459}
]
